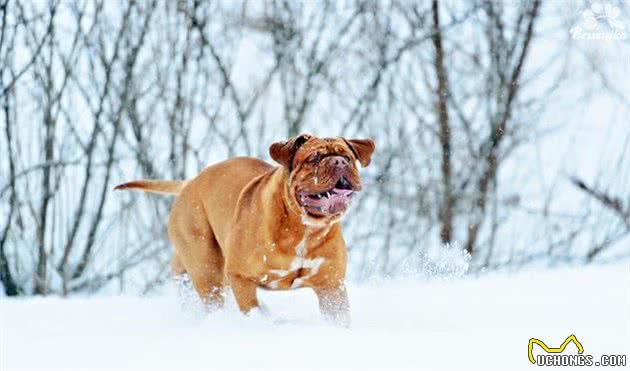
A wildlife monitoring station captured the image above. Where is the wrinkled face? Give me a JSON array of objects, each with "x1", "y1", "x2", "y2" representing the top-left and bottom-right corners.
[{"x1": 270, "y1": 134, "x2": 375, "y2": 221}]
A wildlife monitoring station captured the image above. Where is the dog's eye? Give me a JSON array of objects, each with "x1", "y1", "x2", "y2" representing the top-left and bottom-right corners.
[{"x1": 309, "y1": 153, "x2": 321, "y2": 164}]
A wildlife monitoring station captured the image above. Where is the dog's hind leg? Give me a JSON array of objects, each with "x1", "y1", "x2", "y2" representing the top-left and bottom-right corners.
[
  {"x1": 168, "y1": 194, "x2": 225, "y2": 309},
  {"x1": 171, "y1": 253, "x2": 186, "y2": 276},
  {"x1": 172, "y1": 230, "x2": 225, "y2": 308}
]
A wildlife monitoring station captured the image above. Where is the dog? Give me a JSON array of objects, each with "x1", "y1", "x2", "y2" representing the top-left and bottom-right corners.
[{"x1": 115, "y1": 134, "x2": 375, "y2": 325}]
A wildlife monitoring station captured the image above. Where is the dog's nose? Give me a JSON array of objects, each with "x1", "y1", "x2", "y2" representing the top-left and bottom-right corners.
[{"x1": 328, "y1": 156, "x2": 349, "y2": 168}]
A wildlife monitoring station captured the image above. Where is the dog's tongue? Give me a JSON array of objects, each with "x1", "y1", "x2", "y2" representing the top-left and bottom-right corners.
[
  {"x1": 322, "y1": 192, "x2": 351, "y2": 214},
  {"x1": 302, "y1": 188, "x2": 353, "y2": 214}
]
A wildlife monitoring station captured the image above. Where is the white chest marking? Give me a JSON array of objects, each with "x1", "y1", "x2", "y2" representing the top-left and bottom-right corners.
[
  {"x1": 289, "y1": 256, "x2": 325, "y2": 288},
  {"x1": 266, "y1": 236, "x2": 326, "y2": 288},
  {"x1": 268, "y1": 269, "x2": 290, "y2": 277}
]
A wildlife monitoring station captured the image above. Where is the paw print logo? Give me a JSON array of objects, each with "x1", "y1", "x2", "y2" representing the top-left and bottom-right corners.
[
  {"x1": 570, "y1": 2, "x2": 627, "y2": 40},
  {"x1": 579, "y1": 2, "x2": 625, "y2": 31}
]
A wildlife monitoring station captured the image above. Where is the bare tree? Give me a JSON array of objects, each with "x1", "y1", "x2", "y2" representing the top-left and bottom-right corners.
[{"x1": 1, "y1": 0, "x2": 628, "y2": 296}]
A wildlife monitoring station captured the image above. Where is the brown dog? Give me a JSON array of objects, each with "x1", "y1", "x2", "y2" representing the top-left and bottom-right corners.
[{"x1": 115, "y1": 134, "x2": 375, "y2": 325}]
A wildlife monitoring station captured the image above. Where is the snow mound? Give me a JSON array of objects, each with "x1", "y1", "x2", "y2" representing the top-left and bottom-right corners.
[{"x1": 2, "y1": 263, "x2": 629, "y2": 370}]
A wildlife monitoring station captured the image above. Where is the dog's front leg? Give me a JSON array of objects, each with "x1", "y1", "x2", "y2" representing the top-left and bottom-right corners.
[
  {"x1": 228, "y1": 272, "x2": 260, "y2": 313},
  {"x1": 314, "y1": 285, "x2": 351, "y2": 327}
]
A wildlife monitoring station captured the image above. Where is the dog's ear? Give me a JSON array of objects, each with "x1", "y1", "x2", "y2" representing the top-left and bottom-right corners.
[
  {"x1": 270, "y1": 133, "x2": 312, "y2": 168},
  {"x1": 344, "y1": 138, "x2": 376, "y2": 167}
]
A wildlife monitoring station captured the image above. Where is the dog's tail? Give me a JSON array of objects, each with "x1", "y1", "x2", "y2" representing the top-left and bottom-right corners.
[{"x1": 113, "y1": 180, "x2": 187, "y2": 196}]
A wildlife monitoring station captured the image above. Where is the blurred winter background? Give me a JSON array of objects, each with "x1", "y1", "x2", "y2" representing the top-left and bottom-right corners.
[{"x1": 0, "y1": 0, "x2": 628, "y2": 297}]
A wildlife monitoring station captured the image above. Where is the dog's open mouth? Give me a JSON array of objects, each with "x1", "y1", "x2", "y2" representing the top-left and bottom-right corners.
[{"x1": 298, "y1": 177, "x2": 356, "y2": 216}]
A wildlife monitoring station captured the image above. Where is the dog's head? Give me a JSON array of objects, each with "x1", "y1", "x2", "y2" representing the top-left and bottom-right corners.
[{"x1": 270, "y1": 134, "x2": 375, "y2": 223}]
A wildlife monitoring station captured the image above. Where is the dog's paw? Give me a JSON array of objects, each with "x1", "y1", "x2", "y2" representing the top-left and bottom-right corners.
[
  {"x1": 323, "y1": 311, "x2": 352, "y2": 328},
  {"x1": 244, "y1": 302, "x2": 270, "y2": 318}
]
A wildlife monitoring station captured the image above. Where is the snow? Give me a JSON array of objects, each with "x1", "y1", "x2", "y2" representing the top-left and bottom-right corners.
[{"x1": 2, "y1": 263, "x2": 629, "y2": 371}]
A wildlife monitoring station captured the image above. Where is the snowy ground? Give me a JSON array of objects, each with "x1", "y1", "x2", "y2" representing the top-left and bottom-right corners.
[{"x1": 2, "y1": 263, "x2": 629, "y2": 371}]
